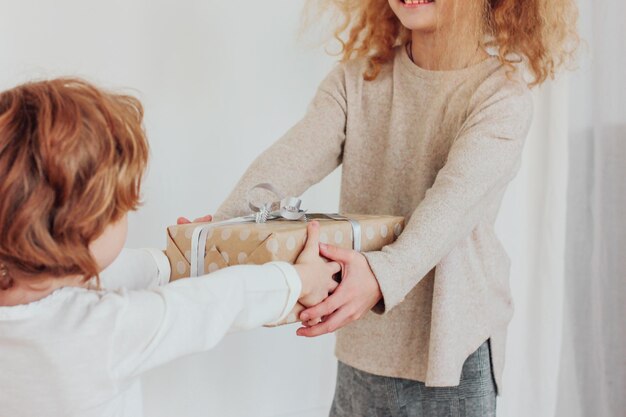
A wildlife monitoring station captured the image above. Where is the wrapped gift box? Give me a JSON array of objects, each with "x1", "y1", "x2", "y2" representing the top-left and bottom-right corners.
[{"x1": 165, "y1": 213, "x2": 405, "y2": 324}]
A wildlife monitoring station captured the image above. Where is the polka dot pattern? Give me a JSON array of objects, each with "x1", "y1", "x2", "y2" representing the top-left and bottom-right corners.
[
  {"x1": 176, "y1": 261, "x2": 186, "y2": 275},
  {"x1": 381, "y1": 225, "x2": 389, "y2": 238},
  {"x1": 221, "y1": 229, "x2": 232, "y2": 240},
  {"x1": 238, "y1": 252, "x2": 248, "y2": 264},
  {"x1": 334, "y1": 231, "x2": 344, "y2": 244},
  {"x1": 266, "y1": 238, "x2": 279, "y2": 254},
  {"x1": 222, "y1": 251, "x2": 230, "y2": 264},
  {"x1": 366, "y1": 227, "x2": 375, "y2": 240},
  {"x1": 208, "y1": 263, "x2": 219, "y2": 273},
  {"x1": 286, "y1": 236, "x2": 296, "y2": 251},
  {"x1": 239, "y1": 229, "x2": 251, "y2": 241},
  {"x1": 320, "y1": 232, "x2": 329, "y2": 244}
]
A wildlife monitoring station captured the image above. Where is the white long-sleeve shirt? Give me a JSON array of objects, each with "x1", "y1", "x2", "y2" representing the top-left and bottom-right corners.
[{"x1": 0, "y1": 249, "x2": 301, "y2": 417}]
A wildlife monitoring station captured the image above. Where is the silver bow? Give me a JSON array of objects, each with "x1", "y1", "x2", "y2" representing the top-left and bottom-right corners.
[{"x1": 247, "y1": 183, "x2": 307, "y2": 223}]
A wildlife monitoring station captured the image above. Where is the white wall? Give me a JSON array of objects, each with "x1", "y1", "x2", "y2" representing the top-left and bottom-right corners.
[{"x1": 0, "y1": 1, "x2": 566, "y2": 417}]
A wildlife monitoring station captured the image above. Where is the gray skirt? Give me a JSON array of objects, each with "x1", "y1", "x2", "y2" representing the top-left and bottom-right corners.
[{"x1": 330, "y1": 341, "x2": 496, "y2": 417}]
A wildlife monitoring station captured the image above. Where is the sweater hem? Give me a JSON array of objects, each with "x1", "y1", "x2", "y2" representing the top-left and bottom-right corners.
[{"x1": 335, "y1": 327, "x2": 506, "y2": 394}]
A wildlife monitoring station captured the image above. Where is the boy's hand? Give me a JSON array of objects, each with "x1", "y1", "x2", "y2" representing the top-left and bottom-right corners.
[
  {"x1": 294, "y1": 221, "x2": 341, "y2": 308},
  {"x1": 177, "y1": 214, "x2": 213, "y2": 224}
]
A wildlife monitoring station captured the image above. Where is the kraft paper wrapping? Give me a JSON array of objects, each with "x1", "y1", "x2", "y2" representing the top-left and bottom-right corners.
[{"x1": 165, "y1": 214, "x2": 405, "y2": 325}]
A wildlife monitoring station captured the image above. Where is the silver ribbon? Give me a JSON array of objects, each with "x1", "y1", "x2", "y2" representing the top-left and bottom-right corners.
[
  {"x1": 319, "y1": 213, "x2": 362, "y2": 253},
  {"x1": 247, "y1": 183, "x2": 307, "y2": 223},
  {"x1": 189, "y1": 184, "x2": 361, "y2": 277}
]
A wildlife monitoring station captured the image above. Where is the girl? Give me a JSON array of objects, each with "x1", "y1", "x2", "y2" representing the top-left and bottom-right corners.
[
  {"x1": 201, "y1": 0, "x2": 579, "y2": 415},
  {"x1": 0, "y1": 78, "x2": 340, "y2": 417}
]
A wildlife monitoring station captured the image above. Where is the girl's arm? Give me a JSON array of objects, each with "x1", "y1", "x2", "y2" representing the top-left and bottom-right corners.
[
  {"x1": 214, "y1": 65, "x2": 347, "y2": 220},
  {"x1": 365, "y1": 83, "x2": 533, "y2": 313},
  {"x1": 99, "y1": 248, "x2": 171, "y2": 290},
  {"x1": 298, "y1": 80, "x2": 534, "y2": 335}
]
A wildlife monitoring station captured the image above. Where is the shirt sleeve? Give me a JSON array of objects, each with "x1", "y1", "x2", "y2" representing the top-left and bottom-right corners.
[
  {"x1": 214, "y1": 65, "x2": 348, "y2": 220},
  {"x1": 108, "y1": 262, "x2": 301, "y2": 381},
  {"x1": 364, "y1": 82, "x2": 534, "y2": 313},
  {"x1": 99, "y1": 248, "x2": 171, "y2": 290}
]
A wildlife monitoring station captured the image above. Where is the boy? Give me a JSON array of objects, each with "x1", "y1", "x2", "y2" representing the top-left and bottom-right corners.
[{"x1": 0, "y1": 78, "x2": 339, "y2": 417}]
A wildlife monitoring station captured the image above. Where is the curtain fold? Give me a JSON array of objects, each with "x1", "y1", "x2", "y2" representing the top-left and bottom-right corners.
[
  {"x1": 556, "y1": 0, "x2": 626, "y2": 414},
  {"x1": 498, "y1": 1, "x2": 625, "y2": 416},
  {"x1": 556, "y1": 0, "x2": 626, "y2": 416},
  {"x1": 496, "y1": 76, "x2": 570, "y2": 417}
]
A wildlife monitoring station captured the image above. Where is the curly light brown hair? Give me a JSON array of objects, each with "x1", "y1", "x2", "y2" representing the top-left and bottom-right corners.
[
  {"x1": 0, "y1": 78, "x2": 149, "y2": 286},
  {"x1": 317, "y1": 0, "x2": 578, "y2": 86}
]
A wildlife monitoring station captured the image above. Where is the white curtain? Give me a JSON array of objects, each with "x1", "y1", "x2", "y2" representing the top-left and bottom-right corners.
[
  {"x1": 497, "y1": 1, "x2": 626, "y2": 416},
  {"x1": 495, "y1": 74, "x2": 570, "y2": 417},
  {"x1": 556, "y1": 0, "x2": 626, "y2": 415}
]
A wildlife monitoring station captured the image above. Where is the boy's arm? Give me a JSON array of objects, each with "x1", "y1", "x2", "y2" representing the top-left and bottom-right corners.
[
  {"x1": 108, "y1": 262, "x2": 301, "y2": 381},
  {"x1": 99, "y1": 248, "x2": 171, "y2": 290},
  {"x1": 214, "y1": 65, "x2": 348, "y2": 220}
]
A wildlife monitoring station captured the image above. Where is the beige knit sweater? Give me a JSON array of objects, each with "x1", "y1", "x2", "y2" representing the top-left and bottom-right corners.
[{"x1": 215, "y1": 46, "x2": 533, "y2": 390}]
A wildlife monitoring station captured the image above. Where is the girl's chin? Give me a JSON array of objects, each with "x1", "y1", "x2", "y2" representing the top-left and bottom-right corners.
[{"x1": 398, "y1": 16, "x2": 437, "y2": 32}]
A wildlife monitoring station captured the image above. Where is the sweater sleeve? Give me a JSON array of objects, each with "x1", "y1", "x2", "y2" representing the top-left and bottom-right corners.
[
  {"x1": 109, "y1": 262, "x2": 301, "y2": 381},
  {"x1": 364, "y1": 82, "x2": 533, "y2": 313},
  {"x1": 99, "y1": 248, "x2": 171, "y2": 290},
  {"x1": 214, "y1": 65, "x2": 347, "y2": 220}
]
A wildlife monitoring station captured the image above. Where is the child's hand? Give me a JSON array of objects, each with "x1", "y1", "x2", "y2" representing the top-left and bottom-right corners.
[
  {"x1": 296, "y1": 244, "x2": 381, "y2": 337},
  {"x1": 177, "y1": 214, "x2": 213, "y2": 224},
  {"x1": 294, "y1": 221, "x2": 341, "y2": 308}
]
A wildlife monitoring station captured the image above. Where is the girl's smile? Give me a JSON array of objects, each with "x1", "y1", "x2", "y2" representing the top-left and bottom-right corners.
[{"x1": 401, "y1": 0, "x2": 435, "y2": 8}]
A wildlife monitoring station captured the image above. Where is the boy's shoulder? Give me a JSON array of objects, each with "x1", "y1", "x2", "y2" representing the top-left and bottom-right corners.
[{"x1": 0, "y1": 285, "x2": 150, "y2": 321}]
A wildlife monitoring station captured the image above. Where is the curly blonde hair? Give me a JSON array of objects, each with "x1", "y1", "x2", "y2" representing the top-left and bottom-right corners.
[{"x1": 315, "y1": 0, "x2": 578, "y2": 86}]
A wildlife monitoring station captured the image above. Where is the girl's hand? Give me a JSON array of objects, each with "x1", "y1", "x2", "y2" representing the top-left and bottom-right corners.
[
  {"x1": 177, "y1": 214, "x2": 213, "y2": 224},
  {"x1": 294, "y1": 222, "x2": 341, "y2": 308},
  {"x1": 296, "y1": 244, "x2": 382, "y2": 337}
]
